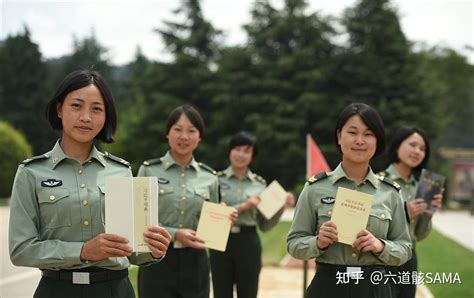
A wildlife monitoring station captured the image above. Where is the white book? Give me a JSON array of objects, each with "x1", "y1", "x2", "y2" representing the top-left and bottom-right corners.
[
  {"x1": 257, "y1": 180, "x2": 287, "y2": 220},
  {"x1": 196, "y1": 201, "x2": 234, "y2": 252},
  {"x1": 105, "y1": 177, "x2": 158, "y2": 252}
]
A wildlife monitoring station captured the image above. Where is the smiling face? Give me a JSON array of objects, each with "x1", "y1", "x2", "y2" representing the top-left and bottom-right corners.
[
  {"x1": 396, "y1": 132, "x2": 426, "y2": 169},
  {"x1": 229, "y1": 145, "x2": 254, "y2": 171},
  {"x1": 167, "y1": 114, "x2": 201, "y2": 160},
  {"x1": 337, "y1": 115, "x2": 377, "y2": 165},
  {"x1": 57, "y1": 84, "x2": 106, "y2": 147}
]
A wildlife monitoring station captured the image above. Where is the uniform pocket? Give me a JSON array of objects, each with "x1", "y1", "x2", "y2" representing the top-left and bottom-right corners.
[
  {"x1": 316, "y1": 204, "x2": 333, "y2": 232},
  {"x1": 367, "y1": 208, "x2": 392, "y2": 238},
  {"x1": 195, "y1": 188, "x2": 210, "y2": 201},
  {"x1": 37, "y1": 188, "x2": 72, "y2": 228},
  {"x1": 158, "y1": 186, "x2": 175, "y2": 224}
]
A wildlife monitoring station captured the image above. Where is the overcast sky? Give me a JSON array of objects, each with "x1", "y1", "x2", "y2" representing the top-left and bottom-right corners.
[{"x1": 1, "y1": 0, "x2": 473, "y2": 65}]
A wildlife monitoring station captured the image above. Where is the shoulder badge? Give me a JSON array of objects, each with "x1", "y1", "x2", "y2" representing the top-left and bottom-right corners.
[
  {"x1": 253, "y1": 174, "x2": 266, "y2": 184},
  {"x1": 377, "y1": 171, "x2": 387, "y2": 178},
  {"x1": 198, "y1": 162, "x2": 217, "y2": 175},
  {"x1": 143, "y1": 158, "x2": 162, "y2": 166},
  {"x1": 21, "y1": 154, "x2": 48, "y2": 165},
  {"x1": 378, "y1": 176, "x2": 401, "y2": 191},
  {"x1": 104, "y1": 152, "x2": 130, "y2": 167},
  {"x1": 216, "y1": 171, "x2": 225, "y2": 177},
  {"x1": 308, "y1": 172, "x2": 330, "y2": 184}
]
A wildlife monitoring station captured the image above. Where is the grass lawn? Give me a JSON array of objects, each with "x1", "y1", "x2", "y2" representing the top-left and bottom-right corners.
[
  {"x1": 416, "y1": 229, "x2": 474, "y2": 298},
  {"x1": 128, "y1": 221, "x2": 293, "y2": 295}
]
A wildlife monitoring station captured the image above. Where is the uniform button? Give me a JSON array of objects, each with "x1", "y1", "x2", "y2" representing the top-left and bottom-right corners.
[
  {"x1": 52, "y1": 157, "x2": 59, "y2": 164},
  {"x1": 327, "y1": 211, "x2": 332, "y2": 216},
  {"x1": 49, "y1": 195, "x2": 55, "y2": 201},
  {"x1": 405, "y1": 185, "x2": 409, "y2": 189},
  {"x1": 160, "y1": 189, "x2": 164, "y2": 194},
  {"x1": 182, "y1": 197, "x2": 186, "y2": 200},
  {"x1": 178, "y1": 224, "x2": 183, "y2": 228},
  {"x1": 408, "y1": 195, "x2": 412, "y2": 200},
  {"x1": 380, "y1": 214, "x2": 385, "y2": 219},
  {"x1": 83, "y1": 220, "x2": 89, "y2": 226},
  {"x1": 180, "y1": 210, "x2": 185, "y2": 215},
  {"x1": 82, "y1": 199, "x2": 88, "y2": 206},
  {"x1": 78, "y1": 169, "x2": 83, "y2": 175},
  {"x1": 351, "y1": 253, "x2": 357, "y2": 258},
  {"x1": 181, "y1": 173, "x2": 185, "y2": 177},
  {"x1": 80, "y1": 183, "x2": 86, "y2": 188},
  {"x1": 181, "y1": 184, "x2": 185, "y2": 188}
]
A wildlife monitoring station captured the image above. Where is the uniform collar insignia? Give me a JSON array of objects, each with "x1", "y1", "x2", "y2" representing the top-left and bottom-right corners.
[
  {"x1": 321, "y1": 196, "x2": 335, "y2": 204},
  {"x1": 158, "y1": 178, "x2": 169, "y2": 184},
  {"x1": 41, "y1": 179, "x2": 63, "y2": 187}
]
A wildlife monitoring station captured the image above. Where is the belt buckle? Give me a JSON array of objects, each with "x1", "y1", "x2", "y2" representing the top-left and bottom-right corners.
[
  {"x1": 346, "y1": 266, "x2": 362, "y2": 279},
  {"x1": 173, "y1": 241, "x2": 184, "y2": 249},
  {"x1": 230, "y1": 226, "x2": 241, "y2": 233},
  {"x1": 72, "y1": 272, "x2": 90, "y2": 284}
]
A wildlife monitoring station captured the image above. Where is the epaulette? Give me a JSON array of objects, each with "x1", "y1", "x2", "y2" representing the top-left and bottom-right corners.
[
  {"x1": 143, "y1": 158, "x2": 162, "y2": 166},
  {"x1": 104, "y1": 152, "x2": 130, "y2": 167},
  {"x1": 253, "y1": 174, "x2": 266, "y2": 184},
  {"x1": 198, "y1": 162, "x2": 217, "y2": 175},
  {"x1": 377, "y1": 171, "x2": 387, "y2": 178},
  {"x1": 378, "y1": 176, "x2": 401, "y2": 191},
  {"x1": 308, "y1": 172, "x2": 330, "y2": 184},
  {"x1": 21, "y1": 154, "x2": 48, "y2": 165},
  {"x1": 216, "y1": 171, "x2": 224, "y2": 177}
]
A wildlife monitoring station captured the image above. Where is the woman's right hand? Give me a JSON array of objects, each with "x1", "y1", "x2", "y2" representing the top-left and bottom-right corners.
[
  {"x1": 175, "y1": 228, "x2": 206, "y2": 249},
  {"x1": 80, "y1": 233, "x2": 132, "y2": 261},
  {"x1": 239, "y1": 196, "x2": 261, "y2": 212},
  {"x1": 407, "y1": 198, "x2": 428, "y2": 219},
  {"x1": 317, "y1": 221, "x2": 338, "y2": 249}
]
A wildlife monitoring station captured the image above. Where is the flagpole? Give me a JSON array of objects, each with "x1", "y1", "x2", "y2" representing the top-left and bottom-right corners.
[{"x1": 303, "y1": 134, "x2": 310, "y2": 297}]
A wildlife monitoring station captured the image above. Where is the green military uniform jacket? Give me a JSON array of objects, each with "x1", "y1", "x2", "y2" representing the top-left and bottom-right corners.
[
  {"x1": 137, "y1": 151, "x2": 219, "y2": 241},
  {"x1": 287, "y1": 163, "x2": 412, "y2": 266},
  {"x1": 9, "y1": 141, "x2": 158, "y2": 271},
  {"x1": 218, "y1": 166, "x2": 282, "y2": 231},
  {"x1": 381, "y1": 165, "x2": 432, "y2": 245}
]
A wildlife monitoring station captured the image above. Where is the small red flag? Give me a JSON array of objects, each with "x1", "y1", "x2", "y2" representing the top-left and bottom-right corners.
[{"x1": 306, "y1": 134, "x2": 330, "y2": 178}]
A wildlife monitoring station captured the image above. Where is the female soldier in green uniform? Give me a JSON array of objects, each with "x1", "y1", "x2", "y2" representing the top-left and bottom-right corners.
[
  {"x1": 9, "y1": 69, "x2": 171, "y2": 298},
  {"x1": 209, "y1": 131, "x2": 294, "y2": 298},
  {"x1": 382, "y1": 126, "x2": 443, "y2": 298},
  {"x1": 137, "y1": 104, "x2": 235, "y2": 298},
  {"x1": 287, "y1": 103, "x2": 412, "y2": 298}
]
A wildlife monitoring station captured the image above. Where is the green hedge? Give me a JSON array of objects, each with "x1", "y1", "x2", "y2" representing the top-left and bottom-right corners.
[{"x1": 0, "y1": 121, "x2": 33, "y2": 197}]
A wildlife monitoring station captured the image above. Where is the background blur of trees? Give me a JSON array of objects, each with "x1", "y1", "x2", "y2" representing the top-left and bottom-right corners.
[{"x1": 1, "y1": 0, "x2": 473, "y2": 191}]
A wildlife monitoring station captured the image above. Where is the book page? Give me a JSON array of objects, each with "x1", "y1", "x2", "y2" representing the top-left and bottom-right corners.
[
  {"x1": 105, "y1": 177, "x2": 158, "y2": 252},
  {"x1": 330, "y1": 187, "x2": 373, "y2": 245},
  {"x1": 196, "y1": 201, "x2": 234, "y2": 251},
  {"x1": 257, "y1": 180, "x2": 287, "y2": 219},
  {"x1": 416, "y1": 169, "x2": 445, "y2": 211}
]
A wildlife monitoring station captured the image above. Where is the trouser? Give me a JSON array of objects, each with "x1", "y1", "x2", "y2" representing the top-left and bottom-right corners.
[
  {"x1": 34, "y1": 268, "x2": 133, "y2": 298},
  {"x1": 306, "y1": 262, "x2": 392, "y2": 298},
  {"x1": 387, "y1": 249, "x2": 418, "y2": 298},
  {"x1": 209, "y1": 227, "x2": 261, "y2": 298},
  {"x1": 138, "y1": 244, "x2": 210, "y2": 298}
]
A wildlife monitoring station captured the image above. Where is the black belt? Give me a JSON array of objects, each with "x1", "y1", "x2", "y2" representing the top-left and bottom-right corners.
[
  {"x1": 316, "y1": 262, "x2": 386, "y2": 274},
  {"x1": 42, "y1": 268, "x2": 128, "y2": 284},
  {"x1": 230, "y1": 225, "x2": 257, "y2": 234}
]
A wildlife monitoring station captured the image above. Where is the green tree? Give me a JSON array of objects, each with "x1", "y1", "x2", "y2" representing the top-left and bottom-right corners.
[
  {"x1": 0, "y1": 27, "x2": 56, "y2": 154},
  {"x1": 0, "y1": 121, "x2": 33, "y2": 197}
]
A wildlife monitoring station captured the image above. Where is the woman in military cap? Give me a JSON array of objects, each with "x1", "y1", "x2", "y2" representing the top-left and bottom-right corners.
[
  {"x1": 382, "y1": 126, "x2": 443, "y2": 298},
  {"x1": 209, "y1": 131, "x2": 294, "y2": 298},
  {"x1": 287, "y1": 102, "x2": 412, "y2": 298},
  {"x1": 137, "y1": 104, "x2": 237, "y2": 298},
  {"x1": 9, "y1": 69, "x2": 171, "y2": 298}
]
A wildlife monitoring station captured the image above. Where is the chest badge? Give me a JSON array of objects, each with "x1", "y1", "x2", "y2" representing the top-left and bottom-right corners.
[
  {"x1": 220, "y1": 182, "x2": 231, "y2": 190},
  {"x1": 158, "y1": 178, "x2": 169, "y2": 184},
  {"x1": 41, "y1": 179, "x2": 63, "y2": 187},
  {"x1": 321, "y1": 196, "x2": 335, "y2": 204}
]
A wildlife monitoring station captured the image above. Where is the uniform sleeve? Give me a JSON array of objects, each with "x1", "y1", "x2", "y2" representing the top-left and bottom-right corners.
[
  {"x1": 137, "y1": 165, "x2": 147, "y2": 177},
  {"x1": 128, "y1": 252, "x2": 162, "y2": 266},
  {"x1": 373, "y1": 191, "x2": 412, "y2": 266},
  {"x1": 9, "y1": 166, "x2": 84, "y2": 269},
  {"x1": 414, "y1": 214, "x2": 432, "y2": 241},
  {"x1": 257, "y1": 208, "x2": 283, "y2": 232},
  {"x1": 287, "y1": 184, "x2": 326, "y2": 260},
  {"x1": 210, "y1": 176, "x2": 219, "y2": 203}
]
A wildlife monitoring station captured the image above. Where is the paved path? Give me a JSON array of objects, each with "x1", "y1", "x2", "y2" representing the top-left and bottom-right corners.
[{"x1": 431, "y1": 210, "x2": 474, "y2": 251}]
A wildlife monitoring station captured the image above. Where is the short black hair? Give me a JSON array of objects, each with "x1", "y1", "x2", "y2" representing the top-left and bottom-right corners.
[
  {"x1": 45, "y1": 69, "x2": 117, "y2": 143},
  {"x1": 335, "y1": 102, "x2": 386, "y2": 156},
  {"x1": 166, "y1": 104, "x2": 204, "y2": 137},
  {"x1": 388, "y1": 126, "x2": 430, "y2": 173},
  {"x1": 228, "y1": 131, "x2": 259, "y2": 157}
]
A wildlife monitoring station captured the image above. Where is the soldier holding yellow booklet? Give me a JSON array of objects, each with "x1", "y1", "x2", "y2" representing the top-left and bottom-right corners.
[{"x1": 287, "y1": 103, "x2": 412, "y2": 298}]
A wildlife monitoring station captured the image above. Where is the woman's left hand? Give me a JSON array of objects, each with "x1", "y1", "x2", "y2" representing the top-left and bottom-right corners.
[
  {"x1": 221, "y1": 202, "x2": 239, "y2": 225},
  {"x1": 352, "y1": 229, "x2": 384, "y2": 253},
  {"x1": 144, "y1": 226, "x2": 171, "y2": 259},
  {"x1": 430, "y1": 188, "x2": 444, "y2": 210},
  {"x1": 285, "y1": 192, "x2": 296, "y2": 208}
]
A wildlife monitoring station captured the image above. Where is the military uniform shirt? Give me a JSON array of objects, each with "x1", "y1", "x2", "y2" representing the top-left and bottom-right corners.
[
  {"x1": 218, "y1": 166, "x2": 282, "y2": 231},
  {"x1": 383, "y1": 165, "x2": 432, "y2": 244},
  {"x1": 9, "y1": 141, "x2": 157, "y2": 271},
  {"x1": 137, "y1": 151, "x2": 219, "y2": 240},
  {"x1": 287, "y1": 163, "x2": 412, "y2": 266}
]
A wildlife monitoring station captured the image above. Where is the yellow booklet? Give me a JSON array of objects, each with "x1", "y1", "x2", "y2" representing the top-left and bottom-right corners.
[
  {"x1": 196, "y1": 201, "x2": 234, "y2": 251},
  {"x1": 330, "y1": 187, "x2": 373, "y2": 245},
  {"x1": 257, "y1": 180, "x2": 287, "y2": 219},
  {"x1": 105, "y1": 177, "x2": 158, "y2": 252}
]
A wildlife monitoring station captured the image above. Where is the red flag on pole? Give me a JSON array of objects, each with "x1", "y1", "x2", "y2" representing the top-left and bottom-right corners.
[{"x1": 306, "y1": 134, "x2": 330, "y2": 178}]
